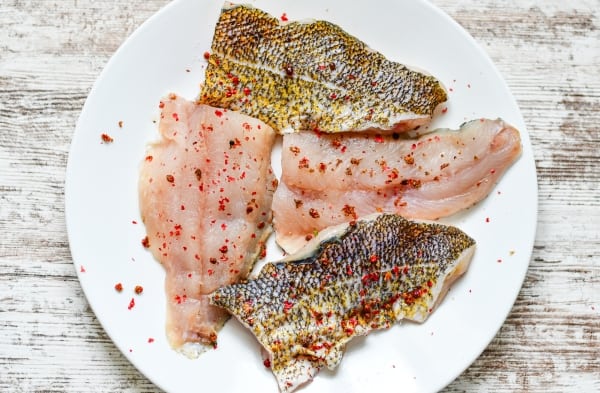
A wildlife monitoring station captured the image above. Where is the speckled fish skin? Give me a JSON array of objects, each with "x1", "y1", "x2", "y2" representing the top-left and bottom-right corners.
[
  {"x1": 199, "y1": 3, "x2": 447, "y2": 134},
  {"x1": 210, "y1": 213, "x2": 476, "y2": 392}
]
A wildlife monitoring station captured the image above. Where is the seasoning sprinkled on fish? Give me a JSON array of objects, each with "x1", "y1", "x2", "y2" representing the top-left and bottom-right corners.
[
  {"x1": 199, "y1": 3, "x2": 447, "y2": 134},
  {"x1": 139, "y1": 95, "x2": 276, "y2": 357},
  {"x1": 273, "y1": 118, "x2": 521, "y2": 253},
  {"x1": 211, "y1": 213, "x2": 476, "y2": 392}
]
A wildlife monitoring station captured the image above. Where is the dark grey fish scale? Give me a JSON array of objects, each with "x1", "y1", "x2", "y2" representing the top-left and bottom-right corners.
[{"x1": 210, "y1": 214, "x2": 475, "y2": 392}]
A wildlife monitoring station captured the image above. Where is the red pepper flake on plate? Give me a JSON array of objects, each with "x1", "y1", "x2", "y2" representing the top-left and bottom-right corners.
[
  {"x1": 148, "y1": 337, "x2": 155, "y2": 343},
  {"x1": 79, "y1": 265, "x2": 86, "y2": 273},
  {"x1": 128, "y1": 298, "x2": 135, "y2": 310},
  {"x1": 115, "y1": 282, "x2": 123, "y2": 292},
  {"x1": 134, "y1": 285, "x2": 144, "y2": 295},
  {"x1": 101, "y1": 133, "x2": 114, "y2": 143},
  {"x1": 280, "y1": 13, "x2": 288, "y2": 22}
]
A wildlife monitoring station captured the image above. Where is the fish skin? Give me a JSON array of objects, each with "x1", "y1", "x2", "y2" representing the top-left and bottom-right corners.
[
  {"x1": 199, "y1": 3, "x2": 447, "y2": 134},
  {"x1": 139, "y1": 94, "x2": 276, "y2": 356},
  {"x1": 273, "y1": 118, "x2": 521, "y2": 253},
  {"x1": 211, "y1": 213, "x2": 476, "y2": 392}
]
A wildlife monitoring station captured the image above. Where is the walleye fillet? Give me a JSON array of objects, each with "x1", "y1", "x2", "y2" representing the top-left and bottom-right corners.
[
  {"x1": 139, "y1": 94, "x2": 276, "y2": 356},
  {"x1": 211, "y1": 213, "x2": 476, "y2": 392},
  {"x1": 199, "y1": 3, "x2": 447, "y2": 133},
  {"x1": 273, "y1": 118, "x2": 521, "y2": 253}
]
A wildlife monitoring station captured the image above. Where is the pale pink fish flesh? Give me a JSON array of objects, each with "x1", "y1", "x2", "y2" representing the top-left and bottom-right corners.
[
  {"x1": 139, "y1": 94, "x2": 276, "y2": 356},
  {"x1": 273, "y1": 118, "x2": 521, "y2": 253}
]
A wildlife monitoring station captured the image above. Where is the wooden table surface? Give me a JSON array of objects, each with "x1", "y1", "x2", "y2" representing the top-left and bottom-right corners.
[{"x1": 1, "y1": 0, "x2": 598, "y2": 391}]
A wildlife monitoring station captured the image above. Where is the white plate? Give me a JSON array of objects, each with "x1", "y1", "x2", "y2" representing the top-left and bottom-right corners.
[{"x1": 65, "y1": 1, "x2": 538, "y2": 392}]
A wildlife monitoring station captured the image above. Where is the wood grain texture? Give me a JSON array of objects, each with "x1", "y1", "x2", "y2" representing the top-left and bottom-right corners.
[{"x1": 0, "y1": 0, "x2": 598, "y2": 392}]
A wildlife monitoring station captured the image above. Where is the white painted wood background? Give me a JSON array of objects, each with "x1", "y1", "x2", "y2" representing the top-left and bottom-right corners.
[{"x1": 1, "y1": 0, "x2": 598, "y2": 392}]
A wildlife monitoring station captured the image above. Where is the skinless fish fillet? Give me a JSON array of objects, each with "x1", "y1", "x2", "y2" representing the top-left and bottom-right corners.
[
  {"x1": 139, "y1": 94, "x2": 276, "y2": 356},
  {"x1": 199, "y1": 3, "x2": 447, "y2": 134},
  {"x1": 211, "y1": 213, "x2": 476, "y2": 392},
  {"x1": 273, "y1": 118, "x2": 521, "y2": 253}
]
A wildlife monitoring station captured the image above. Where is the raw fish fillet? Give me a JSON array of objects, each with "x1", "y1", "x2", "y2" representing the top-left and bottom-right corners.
[
  {"x1": 211, "y1": 213, "x2": 476, "y2": 392},
  {"x1": 139, "y1": 94, "x2": 276, "y2": 356},
  {"x1": 273, "y1": 118, "x2": 521, "y2": 253},
  {"x1": 199, "y1": 3, "x2": 447, "y2": 134}
]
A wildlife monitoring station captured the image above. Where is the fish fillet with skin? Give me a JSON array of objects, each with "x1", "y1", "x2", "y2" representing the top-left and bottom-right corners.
[
  {"x1": 273, "y1": 118, "x2": 521, "y2": 253},
  {"x1": 211, "y1": 213, "x2": 476, "y2": 392},
  {"x1": 139, "y1": 94, "x2": 276, "y2": 356},
  {"x1": 199, "y1": 3, "x2": 447, "y2": 134}
]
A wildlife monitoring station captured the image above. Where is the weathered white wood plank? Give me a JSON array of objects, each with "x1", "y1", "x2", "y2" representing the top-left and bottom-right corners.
[
  {"x1": 440, "y1": 1, "x2": 600, "y2": 391},
  {"x1": 0, "y1": 0, "x2": 598, "y2": 392}
]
